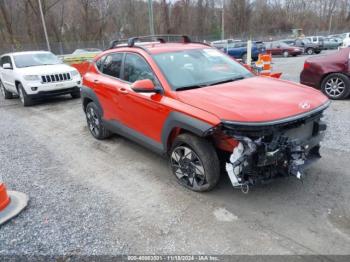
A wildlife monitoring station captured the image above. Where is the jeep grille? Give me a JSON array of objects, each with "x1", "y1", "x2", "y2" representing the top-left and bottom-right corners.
[{"x1": 41, "y1": 73, "x2": 71, "y2": 83}]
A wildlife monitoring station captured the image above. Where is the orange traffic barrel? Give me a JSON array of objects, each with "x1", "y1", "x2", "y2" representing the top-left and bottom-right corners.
[
  {"x1": 0, "y1": 183, "x2": 10, "y2": 211},
  {"x1": 0, "y1": 182, "x2": 28, "y2": 225}
]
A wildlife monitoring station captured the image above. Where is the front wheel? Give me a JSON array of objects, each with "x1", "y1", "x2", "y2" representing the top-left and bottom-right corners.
[
  {"x1": 0, "y1": 80, "x2": 13, "y2": 99},
  {"x1": 321, "y1": 73, "x2": 350, "y2": 100},
  {"x1": 17, "y1": 84, "x2": 33, "y2": 106},
  {"x1": 169, "y1": 134, "x2": 220, "y2": 192},
  {"x1": 71, "y1": 91, "x2": 81, "y2": 99}
]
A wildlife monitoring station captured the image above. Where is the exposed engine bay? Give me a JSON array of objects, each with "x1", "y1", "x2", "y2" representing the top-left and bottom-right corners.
[{"x1": 220, "y1": 110, "x2": 327, "y2": 193}]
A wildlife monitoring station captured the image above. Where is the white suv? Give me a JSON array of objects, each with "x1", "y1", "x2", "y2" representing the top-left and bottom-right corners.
[{"x1": 0, "y1": 51, "x2": 82, "y2": 106}]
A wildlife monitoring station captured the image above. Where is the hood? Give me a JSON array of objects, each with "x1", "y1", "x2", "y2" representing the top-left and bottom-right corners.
[
  {"x1": 176, "y1": 76, "x2": 329, "y2": 123},
  {"x1": 17, "y1": 64, "x2": 75, "y2": 75}
]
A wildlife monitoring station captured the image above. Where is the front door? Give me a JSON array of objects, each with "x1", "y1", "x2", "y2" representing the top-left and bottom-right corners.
[{"x1": 117, "y1": 52, "x2": 170, "y2": 144}]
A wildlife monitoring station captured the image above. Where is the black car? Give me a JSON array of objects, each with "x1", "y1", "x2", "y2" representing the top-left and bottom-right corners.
[{"x1": 281, "y1": 39, "x2": 322, "y2": 55}]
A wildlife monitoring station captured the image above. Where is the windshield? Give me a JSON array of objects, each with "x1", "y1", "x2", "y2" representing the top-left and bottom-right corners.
[
  {"x1": 153, "y1": 48, "x2": 253, "y2": 90},
  {"x1": 13, "y1": 52, "x2": 61, "y2": 68}
]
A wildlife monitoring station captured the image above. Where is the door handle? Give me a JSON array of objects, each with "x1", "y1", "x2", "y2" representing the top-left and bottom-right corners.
[
  {"x1": 94, "y1": 79, "x2": 99, "y2": 83},
  {"x1": 118, "y1": 87, "x2": 128, "y2": 94}
]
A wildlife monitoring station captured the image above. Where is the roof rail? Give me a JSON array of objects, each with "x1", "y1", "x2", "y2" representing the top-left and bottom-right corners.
[{"x1": 127, "y1": 35, "x2": 192, "y2": 47}]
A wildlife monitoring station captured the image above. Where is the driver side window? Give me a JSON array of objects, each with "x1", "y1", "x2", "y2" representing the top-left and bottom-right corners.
[{"x1": 122, "y1": 53, "x2": 155, "y2": 83}]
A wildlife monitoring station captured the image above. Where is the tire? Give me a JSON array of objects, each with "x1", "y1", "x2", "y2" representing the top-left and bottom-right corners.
[
  {"x1": 241, "y1": 53, "x2": 247, "y2": 64},
  {"x1": 321, "y1": 73, "x2": 350, "y2": 100},
  {"x1": 315, "y1": 51, "x2": 321, "y2": 54},
  {"x1": 17, "y1": 83, "x2": 33, "y2": 106},
  {"x1": 169, "y1": 133, "x2": 220, "y2": 192},
  {"x1": 306, "y1": 48, "x2": 314, "y2": 55},
  {"x1": 0, "y1": 80, "x2": 13, "y2": 99},
  {"x1": 85, "y1": 102, "x2": 111, "y2": 139},
  {"x1": 71, "y1": 91, "x2": 81, "y2": 99},
  {"x1": 283, "y1": 51, "x2": 289, "y2": 57}
]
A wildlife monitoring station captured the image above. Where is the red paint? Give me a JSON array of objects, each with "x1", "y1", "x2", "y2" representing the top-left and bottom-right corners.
[{"x1": 83, "y1": 43, "x2": 328, "y2": 152}]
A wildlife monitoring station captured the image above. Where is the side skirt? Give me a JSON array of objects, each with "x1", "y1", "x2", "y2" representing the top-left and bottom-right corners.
[{"x1": 103, "y1": 119, "x2": 165, "y2": 155}]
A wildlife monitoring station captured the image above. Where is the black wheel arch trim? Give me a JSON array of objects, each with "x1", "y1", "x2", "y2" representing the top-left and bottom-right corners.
[
  {"x1": 161, "y1": 112, "x2": 213, "y2": 152},
  {"x1": 81, "y1": 85, "x2": 104, "y2": 115}
]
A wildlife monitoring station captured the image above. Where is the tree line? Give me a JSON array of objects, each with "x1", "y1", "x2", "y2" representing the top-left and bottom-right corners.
[{"x1": 1, "y1": 0, "x2": 350, "y2": 52}]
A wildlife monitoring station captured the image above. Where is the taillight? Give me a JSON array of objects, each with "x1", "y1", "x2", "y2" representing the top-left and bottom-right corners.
[{"x1": 304, "y1": 62, "x2": 310, "y2": 70}]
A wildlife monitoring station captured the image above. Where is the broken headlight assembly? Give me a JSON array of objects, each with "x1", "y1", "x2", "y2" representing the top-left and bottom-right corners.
[{"x1": 220, "y1": 111, "x2": 327, "y2": 193}]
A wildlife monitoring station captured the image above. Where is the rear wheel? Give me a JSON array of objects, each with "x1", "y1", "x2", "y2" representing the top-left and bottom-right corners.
[
  {"x1": 306, "y1": 48, "x2": 314, "y2": 55},
  {"x1": 169, "y1": 133, "x2": 220, "y2": 192},
  {"x1": 283, "y1": 51, "x2": 289, "y2": 57},
  {"x1": 85, "y1": 102, "x2": 111, "y2": 139},
  {"x1": 17, "y1": 83, "x2": 33, "y2": 106},
  {"x1": 321, "y1": 73, "x2": 350, "y2": 100},
  {"x1": 0, "y1": 80, "x2": 13, "y2": 99}
]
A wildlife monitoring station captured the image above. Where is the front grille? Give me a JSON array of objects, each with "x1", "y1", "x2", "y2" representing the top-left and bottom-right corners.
[{"x1": 41, "y1": 73, "x2": 71, "y2": 83}]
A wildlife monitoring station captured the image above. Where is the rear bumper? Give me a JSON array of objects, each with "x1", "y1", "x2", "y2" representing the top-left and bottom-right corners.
[{"x1": 27, "y1": 87, "x2": 80, "y2": 99}]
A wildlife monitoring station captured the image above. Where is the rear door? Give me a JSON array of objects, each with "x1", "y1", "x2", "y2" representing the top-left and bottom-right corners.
[{"x1": 93, "y1": 52, "x2": 127, "y2": 121}]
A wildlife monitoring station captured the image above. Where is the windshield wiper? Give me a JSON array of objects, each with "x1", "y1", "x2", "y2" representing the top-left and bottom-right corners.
[
  {"x1": 176, "y1": 85, "x2": 205, "y2": 91},
  {"x1": 207, "y1": 76, "x2": 245, "y2": 86}
]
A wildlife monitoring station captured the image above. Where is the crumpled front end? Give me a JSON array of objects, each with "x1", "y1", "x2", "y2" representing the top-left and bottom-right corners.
[{"x1": 220, "y1": 107, "x2": 328, "y2": 192}]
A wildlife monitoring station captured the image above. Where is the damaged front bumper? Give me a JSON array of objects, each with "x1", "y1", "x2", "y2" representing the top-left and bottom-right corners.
[{"x1": 221, "y1": 108, "x2": 328, "y2": 192}]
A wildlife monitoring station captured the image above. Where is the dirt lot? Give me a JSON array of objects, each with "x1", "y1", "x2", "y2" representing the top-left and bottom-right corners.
[{"x1": 0, "y1": 52, "x2": 350, "y2": 256}]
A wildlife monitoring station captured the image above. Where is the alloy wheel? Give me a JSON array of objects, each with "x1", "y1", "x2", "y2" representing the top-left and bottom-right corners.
[
  {"x1": 86, "y1": 107, "x2": 100, "y2": 137},
  {"x1": 325, "y1": 77, "x2": 345, "y2": 98},
  {"x1": 170, "y1": 146, "x2": 207, "y2": 190}
]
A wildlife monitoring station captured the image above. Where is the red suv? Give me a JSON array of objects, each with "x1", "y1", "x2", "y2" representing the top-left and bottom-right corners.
[{"x1": 81, "y1": 35, "x2": 329, "y2": 192}]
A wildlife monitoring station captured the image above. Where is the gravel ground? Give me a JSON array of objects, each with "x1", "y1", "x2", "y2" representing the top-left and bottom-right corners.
[{"x1": 0, "y1": 52, "x2": 350, "y2": 257}]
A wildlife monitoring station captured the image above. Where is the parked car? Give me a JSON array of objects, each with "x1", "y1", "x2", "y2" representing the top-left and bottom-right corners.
[
  {"x1": 300, "y1": 47, "x2": 350, "y2": 100},
  {"x1": 306, "y1": 36, "x2": 325, "y2": 48},
  {"x1": 265, "y1": 41, "x2": 302, "y2": 57},
  {"x1": 0, "y1": 51, "x2": 82, "y2": 106},
  {"x1": 211, "y1": 39, "x2": 241, "y2": 49},
  {"x1": 81, "y1": 35, "x2": 329, "y2": 192},
  {"x1": 219, "y1": 41, "x2": 266, "y2": 63},
  {"x1": 322, "y1": 37, "x2": 342, "y2": 49},
  {"x1": 282, "y1": 38, "x2": 322, "y2": 55}
]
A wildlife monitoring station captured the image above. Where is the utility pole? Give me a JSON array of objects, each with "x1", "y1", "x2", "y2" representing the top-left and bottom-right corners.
[
  {"x1": 221, "y1": 0, "x2": 225, "y2": 40},
  {"x1": 38, "y1": 0, "x2": 51, "y2": 51},
  {"x1": 148, "y1": 0, "x2": 155, "y2": 35}
]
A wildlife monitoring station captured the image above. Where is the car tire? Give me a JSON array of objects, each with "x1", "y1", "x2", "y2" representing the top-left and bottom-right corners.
[
  {"x1": 283, "y1": 51, "x2": 289, "y2": 57},
  {"x1": 85, "y1": 102, "x2": 111, "y2": 140},
  {"x1": 71, "y1": 91, "x2": 81, "y2": 99},
  {"x1": 17, "y1": 83, "x2": 33, "y2": 107},
  {"x1": 0, "y1": 80, "x2": 13, "y2": 99},
  {"x1": 169, "y1": 133, "x2": 220, "y2": 192},
  {"x1": 315, "y1": 51, "x2": 321, "y2": 54},
  {"x1": 321, "y1": 73, "x2": 350, "y2": 100},
  {"x1": 306, "y1": 48, "x2": 314, "y2": 55}
]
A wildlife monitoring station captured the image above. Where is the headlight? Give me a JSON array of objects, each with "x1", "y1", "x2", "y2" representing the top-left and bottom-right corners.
[
  {"x1": 24, "y1": 75, "x2": 40, "y2": 81},
  {"x1": 70, "y1": 70, "x2": 80, "y2": 77}
]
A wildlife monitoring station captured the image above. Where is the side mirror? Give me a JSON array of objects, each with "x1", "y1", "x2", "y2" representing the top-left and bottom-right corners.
[
  {"x1": 131, "y1": 79, "x2": 158, "y2": 93},
  {"x1": 2, "y1": 63, "x2": 12, "y2": 69}
]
